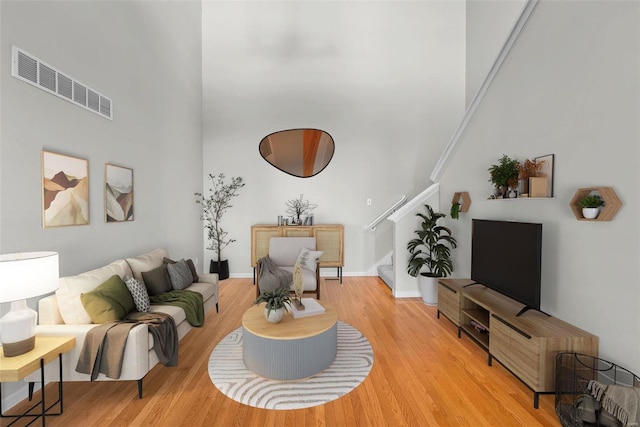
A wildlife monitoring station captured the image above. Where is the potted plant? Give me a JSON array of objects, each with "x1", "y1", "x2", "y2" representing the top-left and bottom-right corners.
[
  {"x1": 195, "y1": 173, "x2": 245, "y2": 280},
  {"x1": 254, "y1": 287, "x2": 292, "y2": 323},
  {"x1": 285, "y1": 194, "x2": 317, "y2": 225},
  {"x1": 518, "y1": 159, "x2": 544, "y2": 196},
  {"x1": 579, "y1": 194, "x2": 605, "y2": 219},
  {"x1": 488, "y1": 155, "x2": 520, "y2": 198},
  {"x1": 407, "y1": 204, "x2": 457, "y2": 305}
]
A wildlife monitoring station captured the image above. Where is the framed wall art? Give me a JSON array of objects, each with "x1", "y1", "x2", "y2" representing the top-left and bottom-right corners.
[
  {"x1": 534, "y1": 154, "x2": 554, "y2": 197},
  {"x1": 42, "y1": 150, "x2": 89, "y2": 227},
  {"x1": 105, "y1": 163, "x2": 134, "y2": 222}
]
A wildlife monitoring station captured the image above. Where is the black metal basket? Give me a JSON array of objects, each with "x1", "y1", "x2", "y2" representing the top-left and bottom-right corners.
[{"x1": 555, "y1": 353, "x2": 640, "y2": 427}]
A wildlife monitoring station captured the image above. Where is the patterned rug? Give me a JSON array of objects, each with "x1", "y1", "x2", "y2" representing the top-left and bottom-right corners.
[{"x1": 208, "y1": 321, "x2": 374, "y2": 410}]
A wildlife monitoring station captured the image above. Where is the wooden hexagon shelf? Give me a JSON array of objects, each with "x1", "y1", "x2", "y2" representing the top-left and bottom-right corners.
[
  {"x1": 452, "y1": 191, "x2": 471, "y2": 213},
  {"x1": 569, "y1": 187, "x2": 622, "y2": 221}
]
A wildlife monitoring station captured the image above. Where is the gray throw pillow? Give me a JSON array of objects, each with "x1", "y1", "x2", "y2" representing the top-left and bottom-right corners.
[
  {"x1": 124, "y1": 276, "x2": 150, "y2": 312},
  {"x1": 167, "y1": 260, "x2": 193, "y2": 290},
  {"x1": 142, "y1": 264, "x2": 172, "y2": 296}
]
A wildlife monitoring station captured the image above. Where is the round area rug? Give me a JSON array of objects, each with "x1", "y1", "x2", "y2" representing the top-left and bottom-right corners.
[{"x1": 208, "y1": 321, "x2": 373, "y2": 410}]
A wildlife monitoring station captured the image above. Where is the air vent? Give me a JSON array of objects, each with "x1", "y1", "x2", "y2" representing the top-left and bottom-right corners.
[{"x1": 11, "y1": 46, "x2": 113, "y2": 120}]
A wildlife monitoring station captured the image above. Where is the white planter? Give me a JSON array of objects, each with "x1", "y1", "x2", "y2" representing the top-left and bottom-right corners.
[
  {"x1": 264, "y1": 307, "x2": 285, "y2": 323},
  {"x1": 418, "y1": 274, "x2": 439, "y2": 306},
  {"x1": 582, "y1": 207, "x2": 600, "y2": 219}
]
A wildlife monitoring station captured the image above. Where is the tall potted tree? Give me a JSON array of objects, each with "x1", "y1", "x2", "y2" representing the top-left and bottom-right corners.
[
  {"x1": 407, "y1": 204, "x2": 457, "y2": 305},
  {"x1": 195, "y1": 173, "x2": 245, "y2": 280}
]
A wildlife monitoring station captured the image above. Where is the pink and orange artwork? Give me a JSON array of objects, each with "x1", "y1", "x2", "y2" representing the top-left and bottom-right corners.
[{"x1": 42, "y1": 150, "x2": 89, "y2": 227}]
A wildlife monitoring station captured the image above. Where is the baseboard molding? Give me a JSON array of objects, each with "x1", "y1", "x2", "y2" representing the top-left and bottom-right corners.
[
  {"x1": 2, "y1": 381, "x2": 41, "y2": 414},
  {"x1": 228, "y1": 272, "x2": 378, "y2": 279}
]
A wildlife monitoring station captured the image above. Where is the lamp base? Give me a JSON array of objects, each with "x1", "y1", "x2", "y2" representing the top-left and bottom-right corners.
[{"x1": 2, "y1": 335, "x2": 36, "y2": 357}]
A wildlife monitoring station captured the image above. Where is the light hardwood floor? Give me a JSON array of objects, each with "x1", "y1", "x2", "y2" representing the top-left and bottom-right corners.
[{"x1": 3, "y1": 277, "x2": 561, "y2": 426}]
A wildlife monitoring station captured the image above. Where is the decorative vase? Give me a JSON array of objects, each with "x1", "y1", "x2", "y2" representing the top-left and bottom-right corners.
[
  {"x1": 582, "y1": 207, "x2": 600, "y2": 219},
  {"x1": 418, "y1": 273, "x2": 439, "y2": 306},
  {"x1": 508, "y1": 188, "x2": 517, "y2": 198},
  {"x1": 264, "y1": 307, "x2": 285, "y2": 323}
]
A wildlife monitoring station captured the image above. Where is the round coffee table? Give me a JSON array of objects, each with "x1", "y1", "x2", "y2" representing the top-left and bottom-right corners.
[{"x1": 242, "y1": 302, "x2": 337, "y2": 381}]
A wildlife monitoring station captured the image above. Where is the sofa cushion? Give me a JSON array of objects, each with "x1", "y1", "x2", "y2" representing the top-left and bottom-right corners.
[
  {"x1": 186, "y1": 282, "x2": 216, "y2": 302},
  {"x1": 142, "y1": 264, "x2": 172, "y2": 296},
  {"x1": 125, "y1": 276, "x2": 150, "y2": 312},
  {"x1": 164, "y1": 257, "x2": 199, "y2": 283},
  {"x1": 56, "y1": 259, "x2": 133, "y2": 324},
  {"x1": 126, "y1": 248, "x2": 169, "y2": 285},
  {"x1": 295, "y1": 248, "x2": 323, "y2": 272},
  {"x1": 148, "y1": 304, "x2": 186, "y2": 326},
  {"x1": 80, "y1": 275, "x2": 136, "y2": 323},
  {"x1": 167, "y1": 260, "x2": 193, "y2": 290}
]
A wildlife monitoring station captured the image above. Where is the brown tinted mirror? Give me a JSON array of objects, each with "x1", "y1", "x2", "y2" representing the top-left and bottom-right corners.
[{"x1": 259, "y1": 129, "x2": 335, "y2": 178}]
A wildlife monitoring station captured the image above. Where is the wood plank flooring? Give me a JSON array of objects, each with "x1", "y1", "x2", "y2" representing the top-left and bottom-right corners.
[{"x1": 2, "y1": 277, "x2": 561, "y2": 426}]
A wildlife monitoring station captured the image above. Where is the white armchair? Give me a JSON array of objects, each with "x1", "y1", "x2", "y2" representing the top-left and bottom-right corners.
[{"x1": 256, "y1": 237, "x2": 321, "y2": 299}]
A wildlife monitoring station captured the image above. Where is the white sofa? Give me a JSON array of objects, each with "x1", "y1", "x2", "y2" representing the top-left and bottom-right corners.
[{"x1": 24, "y1": 248, "x2": 218, "y2": 398}]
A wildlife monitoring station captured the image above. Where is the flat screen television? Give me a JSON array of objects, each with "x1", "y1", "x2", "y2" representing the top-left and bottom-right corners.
[{"x1": 471, "y1": 219, "x2": 542, "y2": 315}]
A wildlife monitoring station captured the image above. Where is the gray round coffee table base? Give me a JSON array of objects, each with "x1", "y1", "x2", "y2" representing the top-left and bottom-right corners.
[{"x1": 243, "y1": 323, "x2": 337, "y2": 381}]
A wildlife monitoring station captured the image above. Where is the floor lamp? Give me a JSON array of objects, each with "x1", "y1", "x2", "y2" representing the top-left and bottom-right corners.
[{"x1": 0, "y1": 252, "x2": 59, "y2": 357}]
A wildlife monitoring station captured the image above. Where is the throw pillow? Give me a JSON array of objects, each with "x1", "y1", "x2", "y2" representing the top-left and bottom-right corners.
[
  {"x1": 295, "y1": 247, "x2": 324, "y2": 272},
  {"x1": 163, "y1": 257, "x2": 199, "y2": 283},
  {"x1": 124, "y1": 276, "x2": 150, "y2": 312},
  {"x1": 80, "y1": 275, "x2": 136, "y2": 323},
  {"x1": 141, "y1": 264, "x2": 172, "y2": 296},
  {"x1": 167, "y1": 260, "x2": 193, "y2": 290}
]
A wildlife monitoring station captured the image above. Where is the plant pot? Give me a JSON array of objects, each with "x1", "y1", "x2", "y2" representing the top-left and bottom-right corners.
[
  {"x1": 209, "y1": 259, "x2": 229, "y2": 280},
  {"x1": 418, "y1": 273, "x2": 440, "y2": 306},
  {"x1": 264, "y1": 307, "x2": 285, "y2": 323},
  {"x1": 582, "y1": 207, "x2": 600, "y2": 219}
]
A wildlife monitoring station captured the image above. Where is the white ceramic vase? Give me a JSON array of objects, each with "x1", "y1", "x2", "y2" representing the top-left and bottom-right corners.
[
  {"x1": 264, "y1": 307, "x2": 285, "y2": 323},
  {"x1": 582, "y1": 207, "x2": 600, "y2": 219}
]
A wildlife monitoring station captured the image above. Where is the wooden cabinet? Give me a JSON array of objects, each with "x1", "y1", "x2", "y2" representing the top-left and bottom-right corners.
[
  {"x1": 438, "y1": 279, "x2": 599, "y2": 408},
  {"x1": 251, "y1": 224, "x2": 344, "y2": 281}
]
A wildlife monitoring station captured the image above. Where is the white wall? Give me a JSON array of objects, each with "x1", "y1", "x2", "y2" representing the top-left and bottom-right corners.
[
  {"x1": 439, "y1": 0, "x2": 640, "y2": 374},
  {"x1": 0, "y1": 0, "x2": 203, "y2": 409},
  {"x1": 201, "y1": 1, "x2": 465, "y2": 276},
  {"x1": 465, "y1": 0, "x2": 527, "y2": 107}
]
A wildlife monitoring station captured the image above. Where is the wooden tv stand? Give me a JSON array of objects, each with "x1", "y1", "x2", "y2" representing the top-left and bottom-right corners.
[{"x1": 437, "y1": 279, "x2": 598, "y2": 408}]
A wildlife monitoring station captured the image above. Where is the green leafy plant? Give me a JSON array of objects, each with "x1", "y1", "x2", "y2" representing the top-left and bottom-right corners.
[
  {"x1": 488, "y1": 155, "x2": 520, "y2": 190},
  {"x1": 579, "y1": 195, "x2": 605, "y2": 208},
  {"x1": 407, "y1": 205, "x2": 458, "y2": 278},
  {"x1": 450, "y1": 202, "x2": 461, "y2": 220},
  {"x1": 195, "y1": 173, "x2": 245, "y2": 270},
  {"x1": 254, "y1": 287, "x2": 292, "y2": 317}
]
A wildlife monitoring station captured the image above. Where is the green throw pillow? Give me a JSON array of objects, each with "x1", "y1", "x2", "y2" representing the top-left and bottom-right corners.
[{"x1": 80, "y1": 275, "x2": 136, "y2": 324}]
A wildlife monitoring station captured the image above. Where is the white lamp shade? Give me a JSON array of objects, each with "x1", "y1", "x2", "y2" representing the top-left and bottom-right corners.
[{"x1": 0, "y1": 251, "x2": 59, "y2": 302}]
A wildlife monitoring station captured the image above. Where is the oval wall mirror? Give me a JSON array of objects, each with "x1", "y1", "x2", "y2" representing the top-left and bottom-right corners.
[{"x1": 259, "y1": 128, "x2": 335, "y2": 178}]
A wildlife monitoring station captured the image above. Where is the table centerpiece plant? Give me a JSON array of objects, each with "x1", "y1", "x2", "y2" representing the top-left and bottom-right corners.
[{"x1": 254, "y1": 287, "x2": 292, "y2": 323}]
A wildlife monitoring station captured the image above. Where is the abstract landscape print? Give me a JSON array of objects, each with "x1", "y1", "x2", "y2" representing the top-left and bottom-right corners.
[
  {"x1": 105, "y1": 163, "x2": 133, "y2": 222},
  {"x1": 42, "y1": 150, "x2": 89, "y2": 227}
]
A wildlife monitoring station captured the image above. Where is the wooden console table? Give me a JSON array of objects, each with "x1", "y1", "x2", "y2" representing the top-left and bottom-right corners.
[
  {"x1": 0, "y1": 335, "x2": 75, "y2": 426},
  {"x1": 437, "y1": 279, "x2": 598, "y2": 408},
  {"x1": 251, "y1": 224, "x2": 344, "y2": 283}
]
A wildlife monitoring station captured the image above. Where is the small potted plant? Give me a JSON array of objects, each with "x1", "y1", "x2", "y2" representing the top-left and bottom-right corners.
[
  {"x1": 579, "y1": 194, "x2": 605, "y2": 219},
  {"x1": 488, "y1": 155, "x2": 520, "y2": 198},
  {"x1": 407, "y1": 204, "x2": 457, "y2": 305},
  {"x1": 254, "y1": 287, "x2": 292, "y2": 323}
]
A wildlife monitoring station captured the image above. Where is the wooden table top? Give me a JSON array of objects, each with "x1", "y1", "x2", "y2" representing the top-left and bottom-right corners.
[
  {"x1": 242, "y1": 302, "x2": 337, "y2": 340},
  {"x1": 0, "y1": 336, "x2": 75, "y2": 382}
]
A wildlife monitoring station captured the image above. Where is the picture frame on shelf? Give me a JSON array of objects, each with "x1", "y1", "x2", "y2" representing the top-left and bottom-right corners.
[
  {"x1": 534, "y1": 154, "x2": 554, "y2": 197},
  {"x1": 105, "y1": 163, "x2": 134, "y2": 222},
  {"x1": 42, "y1": 150, "x2": 89, "y2": 228}
]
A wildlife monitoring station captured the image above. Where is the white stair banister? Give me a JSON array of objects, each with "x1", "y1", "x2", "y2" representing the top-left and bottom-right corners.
[{"x1": 364, "y1": 195, "x2": 407, "y2": 232}]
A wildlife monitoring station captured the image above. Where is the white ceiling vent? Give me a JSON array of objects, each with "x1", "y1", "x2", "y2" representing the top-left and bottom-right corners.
[{"x1": 11, "y1": 46, "x2": 113, "y2": 120}]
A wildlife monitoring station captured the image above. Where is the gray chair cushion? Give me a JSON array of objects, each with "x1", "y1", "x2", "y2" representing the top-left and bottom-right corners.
[{"x1": 269, "y1": 237, "x2": 316, "y2": 266}]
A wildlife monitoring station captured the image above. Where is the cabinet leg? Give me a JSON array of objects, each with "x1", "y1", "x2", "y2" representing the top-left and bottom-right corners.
[
  {"x1": 457, "y1": 327, "x2": 461, "y2": 338},
  {"x1": 533, "y1": 393, "x2": 539, "y2": 409},
  {"x1": 488, "y1": 354, "x2": 493, "y2": 366}
]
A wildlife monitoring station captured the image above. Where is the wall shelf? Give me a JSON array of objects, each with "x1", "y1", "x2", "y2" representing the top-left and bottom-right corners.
[
  {"x1": 569, "y1": 187, "x2": 622, "y2": 221},
  {"x1": 451, "y1": 191, "x2": 471, "y2": 213}
]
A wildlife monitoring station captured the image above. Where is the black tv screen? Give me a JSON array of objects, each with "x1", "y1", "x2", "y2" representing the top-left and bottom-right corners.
[{"x1": 471, "y1": 219, "x2": 542, "y2": 312}]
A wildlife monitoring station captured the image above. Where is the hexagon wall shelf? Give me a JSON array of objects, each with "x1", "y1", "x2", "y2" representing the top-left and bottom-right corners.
[
  {"x1": 569, "y1": 187, "x2": 622, "y2": 221},
  {"x1": 452, "y1": 191, "x2": 471, "y2": 213}
]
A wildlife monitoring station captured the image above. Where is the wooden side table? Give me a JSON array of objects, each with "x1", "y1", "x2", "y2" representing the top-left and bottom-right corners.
[{"x1": 0, "y1": 336, "x2": 75, "y2": 426}]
